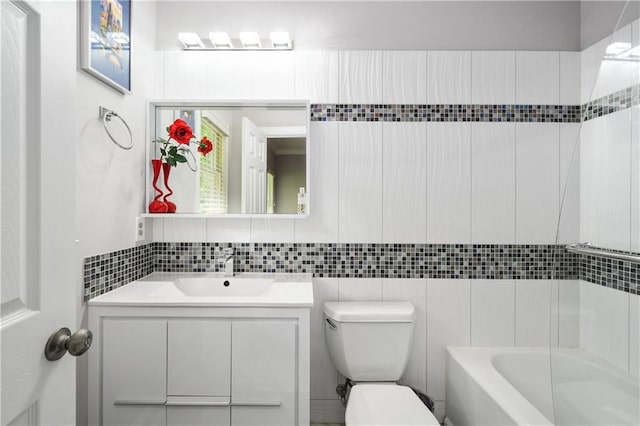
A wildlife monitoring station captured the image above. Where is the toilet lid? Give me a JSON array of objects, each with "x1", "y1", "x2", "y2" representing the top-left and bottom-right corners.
[{"x1": 346, "y1": 384, "x2": 440, "y2": 426}]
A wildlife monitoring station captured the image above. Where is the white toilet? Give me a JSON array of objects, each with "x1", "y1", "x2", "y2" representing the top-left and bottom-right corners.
[{"x1": 323, "y1": 301, "x2": 440, "y2": 426}]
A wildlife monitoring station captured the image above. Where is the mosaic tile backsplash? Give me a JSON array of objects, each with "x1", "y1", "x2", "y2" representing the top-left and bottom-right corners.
[
  {"x1": 83, "y1": 242, "x2": 638, "y2": 301},
  {"x1": 83, "y1": 244, "x2": 154, "y2": 301}
]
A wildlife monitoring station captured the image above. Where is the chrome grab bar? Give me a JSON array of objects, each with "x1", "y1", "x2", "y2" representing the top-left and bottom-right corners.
[{"x1": 566, "y1": 243, "x2": 640, "y2": 264}]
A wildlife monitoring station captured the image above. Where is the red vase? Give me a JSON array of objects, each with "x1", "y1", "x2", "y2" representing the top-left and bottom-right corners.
[
  {"x1": 162, "y1": 162, "x2": 177, "y2": 213},
  {"x1": 148, "y1": 159, "x2": 168, "y2": 213}
]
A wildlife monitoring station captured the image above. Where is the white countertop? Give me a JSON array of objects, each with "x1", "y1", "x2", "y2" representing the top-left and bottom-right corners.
[{"x1": 88, "y1": 272, "x2": 314, "y2": 307}]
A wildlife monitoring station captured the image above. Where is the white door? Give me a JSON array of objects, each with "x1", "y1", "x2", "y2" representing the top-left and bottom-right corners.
[
  {"x1": 241, "y1": 117, "x2": 267, "y2": 214},
  {"x1": 1, "y1": 1, "x2": 77, "y2": 425}
]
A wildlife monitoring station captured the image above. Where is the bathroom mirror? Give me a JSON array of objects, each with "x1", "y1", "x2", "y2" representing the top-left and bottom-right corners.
[{"x1": 147, "y1": 100, "x2": 310, "y2": 216}]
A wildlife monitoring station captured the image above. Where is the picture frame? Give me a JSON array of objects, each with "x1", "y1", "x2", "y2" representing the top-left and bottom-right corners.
[{"x1": 79, "y1": 0, "x2": 131, "y2": 94}]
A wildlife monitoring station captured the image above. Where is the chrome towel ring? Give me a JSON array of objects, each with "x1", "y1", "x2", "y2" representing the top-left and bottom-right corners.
[{"x1": 99, "y1": 106, "x2": 133, "y2": 150}]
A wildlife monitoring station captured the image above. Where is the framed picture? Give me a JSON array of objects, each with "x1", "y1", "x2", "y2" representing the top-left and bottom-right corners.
[{"x1": 79, "y1": 0, "x2": 131, "y2": 94}]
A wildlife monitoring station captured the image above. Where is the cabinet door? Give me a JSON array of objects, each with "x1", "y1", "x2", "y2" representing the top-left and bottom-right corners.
[
  {"x1": 231, "y1": 320, "x2": 297, "y2": 426},
  {"x1": 102, "y1": 319, "x2": 167, "y2": 426},
  {"x1": 168, "y1": 320, "x2": 231, "y2": 396}
]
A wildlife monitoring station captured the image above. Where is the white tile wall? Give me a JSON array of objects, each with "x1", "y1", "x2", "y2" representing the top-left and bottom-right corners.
[
  {"x1": 382, "y1": 51, "x2": 427, "y2": 104},
  {"x1": 471, "y1": 279, "x2": 516, "y2": 346},
  {"x1": 163, "y1": 51, "x2": 208, "y2": 99},
  {"x1": 382, "y1": 279, "x2": 427, "y2": 392},
  {"x1": 338, "y1": 122, "x2": 383, "y2": 243},
  {"x1": 471, "y1": 51, "x2": 516, "y2": 104},
  {"x1": 339, "y1": 278, "x2": 382, "y2": 301},
  {"x1": 294, "y1": 122, "x2": 340, "y2": 243},
  {"x1": 206, "y1": 51, "x2": 252, "y2": 99},
  {"x1": 558, "y1": 280, "x2": 580, "y2": 348},
  {"x1": 206, "y1": 218, "x2": 250, "y2": 242},
  {"x1": 471, "y1": 123, "x2": 516, "y2": 243},
  {"x1": 559, "y1": 52, "x2": 580, "y2": 106},
  {"x1": 162, "y1": 218, "x2": 206, "y2": 242},
  {"x1": 580, "y1": 110, "x2": 631, "y2": 251},
  {"x1": 579, "y1": 281, "x2": 629, "y2": 371},
  {"x1": 339, "y1": 51, "x2": 383, "y2": 103},
  {"x1": 632, "y1": 106, "x2": 640, "y2": 253},
  {"x1": 250, "y1": 218, "x2": 295, "y2": 243},
  {"x1": 427, "y1": 51, "x2": 472, "y2": 104},
  {"x1": 515, "y1": 52, "x2": 559, "y2": 105},
  {"x1": 515, "y1": 123, "x2": 559, "y2": 244},
  {"x1": 250, "y1": 51, "x2": 295, "y2": 99},
  {"x1": 515, "y1": 280, "x2": 552, "y2": 346},
  {"x1": 426, "y1": 123, "x2": 472, "y2": 243},
  {"x1": 558, "y1": 123, "x2": 581, "y2": 244},
  {"x1": 630, "y1": 295, "x2": 639, "y2": 376},
  {"x1": 294, "y1": 50, "x2": 339, "y2": 103},
  {"x1": 382, "y1": 123, "x2": 427, "y2": 243},
  {"x1": 426, "y1": 279, "x2": 471, "y2": 401}
]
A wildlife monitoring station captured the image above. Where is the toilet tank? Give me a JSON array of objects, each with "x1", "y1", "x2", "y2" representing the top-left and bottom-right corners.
[{"x1": 323, "y1": 301, "x2": 416, "y2": 382}]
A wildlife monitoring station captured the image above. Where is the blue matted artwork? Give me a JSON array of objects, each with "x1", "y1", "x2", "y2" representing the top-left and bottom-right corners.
[{"x1": 80, "y1": 0, "x2": 131, "y2": 94}]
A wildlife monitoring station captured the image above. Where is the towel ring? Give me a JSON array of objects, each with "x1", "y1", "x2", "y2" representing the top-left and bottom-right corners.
[{"x1": 99, "y1": 106, "x2": 133, "y2": 150}]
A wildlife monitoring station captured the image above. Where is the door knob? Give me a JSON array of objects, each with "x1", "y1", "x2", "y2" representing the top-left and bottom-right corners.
[{"x1": 44, "y1": 327, "x2": 93, "y2": 361}]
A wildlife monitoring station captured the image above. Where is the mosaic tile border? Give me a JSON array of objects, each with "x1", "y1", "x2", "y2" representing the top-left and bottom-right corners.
[
  {"x1": 308, "y1": 84, "x2": 639, "y2": 123},
  {"x1": 582, "y1": 84, "x2": 640, "y2": 121},
  {"x1": 152, "y1": 242, "x2": 578, "y2": 280},
  {"x1": 576, "y1": 246, "x2": 640, "y2": 295},
  {"x1": 310, "y1": 104, "x2": 581, "y2": 123},
  {"x1": 83, "y1": 244, "x2": 154, "y2": 301},
  {"x1": 83, "y1": 242, "x2": 639, "y2": 301}
]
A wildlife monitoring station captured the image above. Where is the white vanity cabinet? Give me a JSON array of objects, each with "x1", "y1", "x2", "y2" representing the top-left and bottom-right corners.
[{"x1": 88, "y1": 307, "x2": 310, "y2": 426}]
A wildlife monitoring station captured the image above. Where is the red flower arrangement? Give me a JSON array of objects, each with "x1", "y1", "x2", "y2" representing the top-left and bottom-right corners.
[{"x1": 153, "y1": 118, "x2": 213, "y2": 167}]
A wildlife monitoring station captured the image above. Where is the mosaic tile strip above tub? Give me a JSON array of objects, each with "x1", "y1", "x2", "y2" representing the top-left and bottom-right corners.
[
  {"x1": 310, "y1": 104, "x2": 582, "y2": 123},
  {"x1": 83, "y1": 244, "x2": 154, "y2": 301},
  {"x1": 582, "y1": 84, "x2": 640, "y2": 121},
  {"x1": 152, "y1": 242, "x2": 579, "y2": 280},
  {"x1": 577, "y1": 246, "x2": 640, "y2": 295}
]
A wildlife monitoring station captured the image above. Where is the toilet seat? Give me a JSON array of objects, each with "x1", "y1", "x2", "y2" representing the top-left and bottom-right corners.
[{"x1": 345, "y1": 384, "x2": 440, "y2": 426}]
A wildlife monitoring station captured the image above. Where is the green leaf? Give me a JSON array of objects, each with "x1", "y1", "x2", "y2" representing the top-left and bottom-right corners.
[
  {"x1": 168, "y1": 146, "x2": 178, "y2": 155},
  {"x1": 160, "y1": 148, "x2": 166, "y2": 156},
  {"x1": 174, "y1": 154, "x2": 187, "y2": 163},
  {"x1": 167, "y1": 157, "x2": 177, "y2": 167}
]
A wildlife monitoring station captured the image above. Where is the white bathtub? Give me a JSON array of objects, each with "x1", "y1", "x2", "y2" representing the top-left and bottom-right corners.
[{"x1": 445, "y1": 347, "x2": 639, "y2": 426}]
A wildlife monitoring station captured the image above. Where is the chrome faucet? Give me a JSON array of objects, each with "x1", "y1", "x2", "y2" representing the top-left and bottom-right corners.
[{"x1": 222, "y1": 248, "x2": 234, "y2": 277}]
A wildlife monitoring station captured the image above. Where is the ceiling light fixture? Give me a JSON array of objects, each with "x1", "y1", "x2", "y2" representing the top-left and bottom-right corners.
[{"x1": 178, "y1": 32, "x2": 204, "y2": 49}]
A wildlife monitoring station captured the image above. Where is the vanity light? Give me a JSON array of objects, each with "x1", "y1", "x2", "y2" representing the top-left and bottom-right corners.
[
  {"x1": 209, "y1": 32, "x2": 233, "y2": 48},
  {"x1": 178, "y1": 32, "x2": 204, "y2": 49},
  {"x1": 239, "y1": 32, "x2": 261, "y2": 49},
  {"x1": 270, "y1": 32, "x2": 291, "y2": 49},
  {"x1": 178, "y1": 32, "x2": 293, "y2": 51}
]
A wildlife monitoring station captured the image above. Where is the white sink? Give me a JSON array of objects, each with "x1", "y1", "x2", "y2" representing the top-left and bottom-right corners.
[
  {"x1": 173, "y1": 277, "x2": 274, "y2": 297},
  {"x1": 88, "y1": 272, "x2": 313, "y2": 307}
]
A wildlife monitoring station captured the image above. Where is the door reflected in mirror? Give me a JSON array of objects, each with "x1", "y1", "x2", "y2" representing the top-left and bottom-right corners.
[{"x1": 149, "y1": 101, "x2": 309, "y2": 215}]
